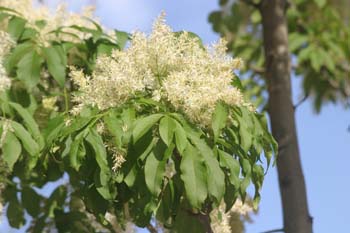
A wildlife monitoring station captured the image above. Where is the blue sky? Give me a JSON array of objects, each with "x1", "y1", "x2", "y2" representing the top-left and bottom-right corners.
[{"x1": 1, "y1": 0, "x2": 349, "y2": 232}]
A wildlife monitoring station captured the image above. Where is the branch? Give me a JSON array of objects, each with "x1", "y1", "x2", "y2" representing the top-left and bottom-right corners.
[
  {"x1": 251, "y1": 65, "x2": 266, "y2": 74},
  {"x1": 196, "y1": 214, "x2": 213, "y2": 233},
  {"x1": 293, "y1": 94, "x2": 309, "y2": 110},
  {"x1": 186, "y1": 209, "x2": 213, "y2": 233},
  {"x1": 146, "y1": 224, "x2": 158, "y2": 233},
  {"x1": 260, "y1": 228, "x2": 285, "y2": 233}
]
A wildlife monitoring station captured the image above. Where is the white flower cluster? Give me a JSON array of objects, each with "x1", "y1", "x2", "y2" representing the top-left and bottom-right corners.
[
  {"x1": 210, "y1": 199, "x2": 253, "y2": 233},
  {"x1": 0, "y1": 0, "x2": 98, "y2": 45},
  {"x1": 0, "y1": 31, "x2": 15, "y2": 92},
  {"x1": 71, "y1": 14, "x2": 248, "y2": 126}
]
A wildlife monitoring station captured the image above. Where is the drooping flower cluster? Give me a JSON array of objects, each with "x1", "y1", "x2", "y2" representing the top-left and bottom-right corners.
[
  {"x1": 210, "y1": 200, "x2": 253, "y2": 233},
  {"x1": 71, "y1": 14, "x2": 249, "y2": 126},
  {"x1": 0, "y1": 0, "x2": 98, "y2": 45},
  {"x1": 0, "y1": 31, "x2": 15, "y2": 92}
]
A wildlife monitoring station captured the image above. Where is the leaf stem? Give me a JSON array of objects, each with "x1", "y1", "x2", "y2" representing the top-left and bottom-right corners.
[{"x1": 64, "y1": 87, "x2": 69, "y2": 112}]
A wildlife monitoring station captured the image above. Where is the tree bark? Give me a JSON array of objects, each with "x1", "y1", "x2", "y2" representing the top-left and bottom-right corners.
[{"x1": 260, "y1": 1, "x2": 313, "y2": 233}]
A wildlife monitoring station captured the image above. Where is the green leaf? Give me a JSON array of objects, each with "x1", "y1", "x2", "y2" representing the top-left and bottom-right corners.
[
  {"x1": 310, "y1": 48, "x2": 325, "y2": 72},
  {"x1": 9, "y1": 102, "x2": 44, "y2": 149},
  {"x1": 218, "y1": 150, "x2": 240, "y2": 189},
  {"x1": 86, "y1": 129, "x2": 113, "y2": 200},
  {"x1": 159, "y1": 116, "x2": 176, "y2": 146},
  {"x1": 16, "y1": 50, "x2": 43, "y2": 88},
  {"x1": 7, "y1": 199, "x2": 25, "y2": 228},
  {"x1": 124, "y1": 164, "x2": 138, "y2": 187},
  {"x1": 314, "y1": 0, "x2": 326, "y2": 8},
  {"x1": 21, "y1": 187, "x2": 42, "y2": 217},
  {"x1": 240, "y1": 159, "x2": 251, "y2": 199},
  {"x1": 43, "y1": 46, "x2": 66, "y2": 87},
  {"x1": 69, "y1": 130, "x2": 88, "y2": 170},
  {"x1": 104, "y1": 115, "x2": 123, "y2": 147},
  {"x1": 2, "y1": 131, "x2": 21, "y2": 170},
  {"x1": 190, "y1": 135, "x2": 225, "y2": 204},
  {"x1": 86, "y1": 129, "x2": 110, "y2": 176},
  {"x1": 4, "y1": 42, "x2": 34, "y2": 72},
  {"x1": 144, "y1": 143, "x2": 167, "y2": 196},
  {"x1": 44, "y1": 115, "x2": 65, "y2": 145},
  {"x1": 10, "y1": 121, "x2": 39, "y2": 156},
  {"x1": 133, "y1": 114, "x2": 163, "y2": 143},
  {"x1": 174, "y1": 121, "x2": 187, "y2": 154},
  {"x1": 180, "y1": 145, "x2": 207, "y2": 209},
  {"x1": 115, "y1": 30, "x2": 129, "y2": 49},
  {"x1": 234, "y1": 108, "x2": 253, "y2": 152},
  {"x1": 8, "y1": 16, "x2": 26, "y2": 41},
  {"x1": 289, "y1": 33, "x2": 308, "y2": 52},
  {"x1": 212, "y1": 102, "x2": 228, "y2": 142}
]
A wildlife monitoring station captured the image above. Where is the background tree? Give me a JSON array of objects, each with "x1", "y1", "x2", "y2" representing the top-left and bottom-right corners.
[{"x1": 209, "y1": 0, "x2": 349, "y2": 232}]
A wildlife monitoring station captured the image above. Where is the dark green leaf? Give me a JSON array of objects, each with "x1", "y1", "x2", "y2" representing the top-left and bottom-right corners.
[
  {"x1": 144, "y1": 143, "x2": 166, "y2": 196},
  {"x1": 180, "y1": 145, "x2": 207, "y2": 209},
  {"x1": 189, "y1": 134, "x2": 225, "y2": 204},
  {"x1": 7, "y1": 199, "x2": 25, "y2": 228},
  {"x1": 9, "y1": 102, "x2": 44, "y2": 149},
  {"x1": 133, "y1": 114, "x2": 162, "y2": 143},
  {"x1": 174, "y1": 121, "x2": 187, "y2": 154},
  {"x1": 212, "y1": 102, "x2": 228, "y2": 142},
  {"x1": 21, "y1": 187, "x2": 41, "y2": 217},
  {"x1": 218, "y1": 150, "x2": 240, "y2": 189},
  {"x1": 11, "y1": 120, "x2": 39, "y2": 156},
  {"x1": 69, "y1": 130, "x2": 88, "y2": 170},
  {"x1": 159, "y1": 116, "x2": 176, "y2": 146}
]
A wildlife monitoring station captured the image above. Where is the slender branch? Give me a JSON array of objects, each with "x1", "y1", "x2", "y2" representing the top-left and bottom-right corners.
[
  {"x1": 293, "y1": 93, "x2": 309, "y2": 110},
  {"x1": 260, "y1": 228, "x2": 285, "y2": 233},
  {"x1": 196, "y1": 214, "x2": 213, "y2": 233},
  {"x1": 251, "y1": 65, "x2": 266, "y2": 74},
  {"x1": 186, "y1": 209, "x2": 213, "y2": 233},
  {"x1": 64, "y1": 87, "x2": 69, "y2": 113},
  {"x1": 146, "y1": 224, "x2": 158, "y2": 233}
]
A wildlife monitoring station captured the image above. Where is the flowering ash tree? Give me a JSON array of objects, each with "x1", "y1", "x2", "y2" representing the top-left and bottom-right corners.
[{"x1": 0, "y1": 1, "x2": 276, "y2": 233}]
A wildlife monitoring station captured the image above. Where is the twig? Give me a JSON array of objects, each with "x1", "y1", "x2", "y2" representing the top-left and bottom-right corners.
[
  {"x1": 260, "y1": 228, "x2": 285, "y2": 233},
  {"x1": 293, "y1": 94, "x2": 309, "y2": 110},
  {"x1": 186, "y1": 209, "x2": 213, "y2": 233},
  {"x1": 250, "y1": 65, "x2": 266, "y2": 74},
  {"x1": 146, "y1": 224, "x2": 158, "y2": 233}
]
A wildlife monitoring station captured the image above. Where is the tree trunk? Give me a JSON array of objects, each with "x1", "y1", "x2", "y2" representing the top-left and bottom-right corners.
[{"x1": 260, "y1": 1, "x2": 313, "y2": 233}]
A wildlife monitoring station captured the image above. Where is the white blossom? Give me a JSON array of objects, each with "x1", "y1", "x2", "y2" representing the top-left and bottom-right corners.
[
  {"x1": 0, "y1": 0, "x2": 99, "y2": 44},
  {"x1": 71, "y1": 13, "x2": 250, "y2": 126},
  {"x1": 0, "y1": 31, "x2": 14, "y2": 92},
  {"x1": 210, "y1": 200, "x2": 253, "y2": 233}
]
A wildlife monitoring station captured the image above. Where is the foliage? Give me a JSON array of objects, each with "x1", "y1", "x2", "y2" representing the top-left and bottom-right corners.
[
  {"x1": 0, "y1": 2, "x2": 276, "y2": 232},
  {"x1": 209, "y1": 0, "x2": 350, "y2": 111}
]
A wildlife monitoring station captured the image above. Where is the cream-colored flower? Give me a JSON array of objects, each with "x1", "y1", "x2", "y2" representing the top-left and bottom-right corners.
[
  {"x1": 0, "y1": 120, "x2": 14, "y2": 147},
  {"x1": 0, "y1": 0, "x2": 99, "y2": 45},
  {"x1": 0, "y1": 31, "x2": 15, "y2": 92},
  {"x1": 42, "y1": 96, "x2": 58, "y2": 111},
  {"x1": 0, "y1": 67, "x2": 11, "y2": 92},
  {"x1": 210, "y1": 199, "x2": 253, "y2": 233},
  {"x1": 210, "y1": 202, "x2": 232, "y2": 233},
  {"x1": 112, "y1": 152, "x2": 126, "y2": 172},
  {"x1": 231, "y1": 199, "x2": 253, "y2": 215},
  {"x1": 71, "y1": 13, "x2": 249, "y2": 126}
]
